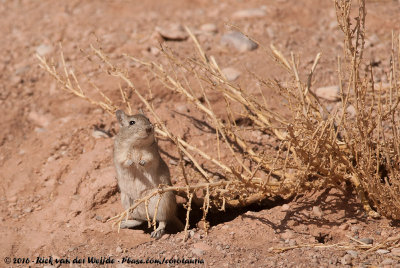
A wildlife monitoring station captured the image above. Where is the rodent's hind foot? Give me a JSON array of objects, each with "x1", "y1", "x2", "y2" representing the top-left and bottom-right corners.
[
  {"x1": 120, "y1": 219, "x2": 143, "y2": 229},
  {"x1": 150, "y1": 221, "x2": 166, "y2": 239}
]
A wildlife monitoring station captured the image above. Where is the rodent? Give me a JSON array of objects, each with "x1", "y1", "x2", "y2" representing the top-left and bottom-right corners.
[{"x1": 113, "y1": 110, "x2": 183, "y2": 238}]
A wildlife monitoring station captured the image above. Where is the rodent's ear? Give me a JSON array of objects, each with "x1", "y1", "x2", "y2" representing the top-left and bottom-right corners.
[{"x1": 116, "y1": 110, "x2": 127, "y2": 126}]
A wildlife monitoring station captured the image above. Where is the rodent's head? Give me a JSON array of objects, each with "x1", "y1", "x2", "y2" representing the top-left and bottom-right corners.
[{"x1": 116, "y1": 110, "x2": 155, "y2": 147}]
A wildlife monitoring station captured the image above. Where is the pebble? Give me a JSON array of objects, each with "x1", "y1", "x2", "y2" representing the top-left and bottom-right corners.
[
  {"x1": 315, "y1": 85, "x2": 340, "y2": 101},
  {"x1": 281, "y1": 204, "x2": 290, "y2": 212},
  {"x1": 381, "y1": 258, "x2": 393, "y2": 265},
  {"x1": 359, "y1": 238, "x2": 373, "y2": 245},
  {"x1": 377, "y1": 249, "x2": 390, "y2": 254},
  {"x1": 155, "y1": 24, "x2": 188, "y2": 41},
  {"x1": 232, "y1": 8, "x2": 266, "y2": 19},
  {"x1": 23, "y1": 207, "x2": 33, "y2": 213},
  {"x1": 116, "y1": 246, "x2": 123, "y2": 253},
  {"x1": 189, "y1": 230, "x2": 195, "y2": 238},
  {"x1": 92, "y1": 130, "x2": 109, "y2": 139},
  {"x1": 391, "y1": 247, "x2": 400, "y2": 256},
  {"x1": 222, "y1": 67, "x2": 241, "y2": 81},
  {"x1": 339, "y1": 223, "x2": 349, "y2": 230},
  {"x1": 340, "y1": 254, "x2": 352, "y2": 265},
  {"x1": 280, "y1": 230, "x2": 294, "y2": 240},
  {"x1": 221, "y1": 31, "x2": 258, "y2": 52},
  {"x1": 346, "y1": 250, "x2": 358, "y2": 258},
  {"x1": 311, "y1": 206, "x2": 323, "y2": 218},
  {"x1": 200, "y1": 23, "x2": 218, "y2": 34},
  {"x1": 36, "y1": 44, "x2": 53, "y2": 56}
]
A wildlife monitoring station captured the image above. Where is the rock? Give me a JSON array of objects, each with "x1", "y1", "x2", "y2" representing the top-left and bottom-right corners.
[
  {"x1": 339, "y1": 223, "x2": 349, "y2": 230},
  {"x1": 23, "y1": 207, "x2": 33, "y2": 213},
  {"x1": 148, "y1": 46, "x2": 160, "y2": 56},
  {"x1": 95, "y1": 215, "x2": 103, "y2": 222},
  {"x1": 280, "y1": 230, "x2": 294, "y2": 240},
  {"x1": 222, "y1": 67, "x2": 241, "y2": 81},
  {"x1": 155, "y1": 24, "x2": 188, "y2": 41},
  {"x1": 189, "y1": 230, "x2": 195, "y2": 238},
  {"x1": 200, "y1": 23, "x2": 218, "y2": 34},
  {"x1": 169, "y1": 159, "x2": 178, "y2": 166},
  {"x1": 340, "y1": 254, "x2": 352, "y2": 265},
  {"x1": 191, "y1": 242, "x2": 211, "y2": 256},
  {"x1": 312, "y1": 206, "x2": 323, "y2": 218},
  {"x1": 315, "y1": 85, "x2": 340, "y2": 101},
  {"x1": 175, "y1": 104, "x2": 190, "y2": 113},
  {"x1": 359, "y1": 238, "x2": 373, "y2": 245},
  {"x1": 366, "y1": 34, "x2": 380, "y2": 47},
  {"x1": 377, "y1": 249, "x2": 390, "y2": 254},
  {"x1": 221, "y1": 31, "x2": 258, "y2": 52},
  {"x1": 28, "y1": 111, "x2": 51, "y2": 127},
  {"x1": 391, "y1": 248, "x2": 400, "y2": 256},
  {"x1": 281, "y1": 204, "x2": 290, "y2": 212},
  {"x1": 232, "y1": 8, "x2": 266, "y2": 19},
  {"x1": 92, "y1": 130, "x2": 109, "y2": 139},
  {"x1": 381, "y1": 258, "x2": 393, "y2": 265},
  {"x1": 346, "y1": 250, "x2": 358, "y2": 258},
  {"x1": 36, "y1": 44, "x2": 53, "y2": 56},
  {"x1": 116, "y1": 246, "x2": 123, "y2": 253}
]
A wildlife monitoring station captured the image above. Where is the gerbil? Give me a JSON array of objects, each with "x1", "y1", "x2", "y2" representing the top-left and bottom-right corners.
[{"x1": 113, "y1": 110, "x2": 183, "y2": 238}]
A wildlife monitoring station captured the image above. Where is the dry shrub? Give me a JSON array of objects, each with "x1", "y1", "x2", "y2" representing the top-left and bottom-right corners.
[{"x1": 37, "y1": 0, "x2": 400, "y2": 239}]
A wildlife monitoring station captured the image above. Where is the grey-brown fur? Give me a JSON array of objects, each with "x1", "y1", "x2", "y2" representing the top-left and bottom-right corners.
[{"x1": 113, "y1": 110, "x2": 183, "y2": 238}]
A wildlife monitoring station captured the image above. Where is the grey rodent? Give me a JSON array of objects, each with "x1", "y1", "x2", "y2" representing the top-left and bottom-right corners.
[{"x1": 113, "y1": 110, "x2": 183, "y2": 238}]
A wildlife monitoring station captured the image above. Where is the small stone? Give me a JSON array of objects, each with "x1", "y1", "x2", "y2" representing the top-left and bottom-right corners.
[
  {"x1": 221, "y1": 31, "x2": 258, "y2": 52},
  {"x1": 312, "y1": 206, "x2": 323, "y2": 218},
  {"x1": 191, "y1": 248, "x2": 204, "y2": 256},
  {"x1": 381, "y1": 258, "x2": 393, "y2": 265},
  {"x1": 169, "y1": 159, "x2": 178, "y2": 165},
  {"x1": 116, "y1": 246, "x2": 123, "y2": 253},
  {"x1": 339, "y1": 223, "x2": 349, "y2": 230},
  {"x1": 340, "y1": 254, "x2": 352, "y2": 265},
  {"x1": 36, "y1": 44, "x2": 53, "y2": 56},
  {"x1": 221, "y1": 225, "x2": 230, "y2": 230},
  {"x1": 200, "y1": 23, "x2": 218, "y2": 34},
  {"x1": 191, "y1": 242, "x2": 211, "y2": 256},
  {"x1": 281, "y1": 204, "x2": 290, "y2": 212},
  {"x1": 350, "y1": 225, "x2": 360, "y2": 234},
  {"x1": 156, "y1": 24, "x2": 188, "y2": 41},
  {"x1": 95, "y1": 215, "x2": 103, "y2": 222},
  {"x1": 280, "y1": 230, "x2": 294, "y2": 240},
  {"x1": 92, "y1": 130, "x2": 109, "y2": 139},
  {"x1": 232, "y1": 8, "x2": 266, "y2": 19},
  {"x1": 175, "y1": 104, "x2": 190, "y2": 113},
  {"x1": 148, "y1": 46, "x2": 160, "y2": 56},
  {"x1": 359, "y1": 238, "x2": 373, "y2": 245},
  {"x1": 346, "y1": 250, "x2": 358, "y2": 258},
  {"x1": 189, "y1": 230, "x2": 195, "y2": 238},
  {"x1": 222, "y1": 67, "x2": 241, "y2": 82},
  {"x1": 391, "y1": 248, "x2": 400, "y2": 256},
  {"x1": 315, "y1": 85, "x2": 340, "y2": 101},
  {"x1": 377, "y1": 249, "x2": 390, "y2": 254},
  {"x1": 28, "y1": 111, "x2": 51, "y2": 127},
  {"x1": 23, "y1": 207, "x2": 32, "y2": 213}
]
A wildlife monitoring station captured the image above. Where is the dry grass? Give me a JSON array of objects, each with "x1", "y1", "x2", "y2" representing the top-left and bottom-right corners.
[{"x1": 37, "y1": 0, "x2": 400, "y2": 242}]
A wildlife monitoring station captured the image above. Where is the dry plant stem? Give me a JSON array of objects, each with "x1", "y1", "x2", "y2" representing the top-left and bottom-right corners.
[{"x1": 183, "y1": 192, "x2": 193, "y2": 241}]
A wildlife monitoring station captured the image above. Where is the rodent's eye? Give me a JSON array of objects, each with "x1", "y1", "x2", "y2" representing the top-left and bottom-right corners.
[{"x1": 129, "y1": 120, "x2": 136, "y2": 125}]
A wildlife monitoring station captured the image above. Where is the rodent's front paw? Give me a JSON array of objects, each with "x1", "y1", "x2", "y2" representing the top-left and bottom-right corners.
[{"x1": 139, "y1": 160, "x2": 146, "y2": 166}]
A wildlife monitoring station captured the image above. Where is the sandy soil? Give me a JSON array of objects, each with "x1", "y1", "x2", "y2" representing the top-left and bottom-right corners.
[{"x1": 1, "y1": 0, "x2": 400, "y2": 267}]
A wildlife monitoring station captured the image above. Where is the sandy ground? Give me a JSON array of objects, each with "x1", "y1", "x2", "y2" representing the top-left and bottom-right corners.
[{"x1": 1, "y1": 0, "x2": 400, "y2": 267}]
